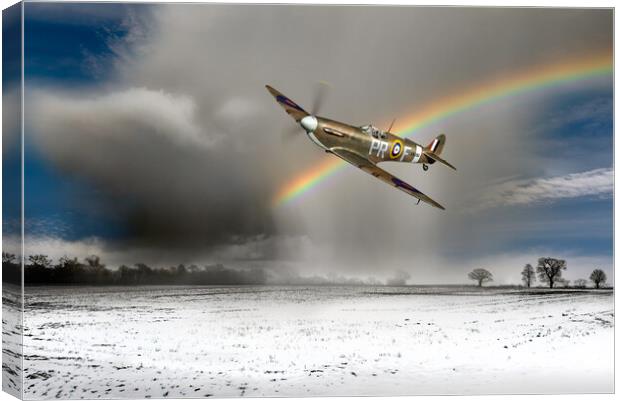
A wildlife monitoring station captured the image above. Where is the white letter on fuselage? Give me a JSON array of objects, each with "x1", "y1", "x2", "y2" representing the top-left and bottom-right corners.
[
  {"x1": 369, "y1": 139, "x2": 380, "y2": 155},
  {"x1": 400, "y1": 146, "x2": 412, "y2": 161},
  {"x1": 412, "y1": 145, "x2": 423, "y2": 163},
  {"x1": 378, "y1": 141, "x2": 389, "y2": 158}
]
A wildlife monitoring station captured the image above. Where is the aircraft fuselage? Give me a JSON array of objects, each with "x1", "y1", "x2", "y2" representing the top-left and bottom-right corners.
[{"x1": 308, "y1": 117, "x2": 431, "y2": 166}]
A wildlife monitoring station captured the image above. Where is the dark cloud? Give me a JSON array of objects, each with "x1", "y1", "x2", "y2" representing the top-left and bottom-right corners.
[{"x1": 29, "y1": 88, "x2": 277, "y2": 250}]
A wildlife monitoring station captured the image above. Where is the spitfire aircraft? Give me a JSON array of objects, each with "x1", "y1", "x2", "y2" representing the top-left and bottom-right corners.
[{"x1": 266, "y1": 85, "x2": 455, "y2": 210}]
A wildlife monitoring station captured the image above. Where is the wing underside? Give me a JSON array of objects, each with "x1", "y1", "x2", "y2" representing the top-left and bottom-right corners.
[
  {"x1": 424, "y1": 150, "x2": 457, "y2": 171},
  {"x1": 329, "y1": 148, "x2": 445, "y2": 210}
]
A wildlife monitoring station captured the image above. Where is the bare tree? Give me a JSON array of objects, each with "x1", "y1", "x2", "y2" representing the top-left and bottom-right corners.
[
  {"x1": 589, "y1": 269, "x2": 607, "y2": 289},
  {"x1": 536, "y1": 257, "x2": 566, "y2": 288},
  {"x1": 176, "y1": 264, "x2": 187, "y2": 276},
  {"x1": 573, "y1": 279, "x2": 587, "y2": 288},
  {"x1": 521, "y1": 264, "x2": 535, "y2": 288},
  {"x1": 85, "y1": 255, "x2": 105, "y2": 270},
  {"x1": 468, "y1": 268, "x2": 493, "y2": 287},
  {"x1": 2, "y1": 252, "x2": 17, "y2": 264},
  {"x1": 28, "y1": 254, "x2": 53, "y2": 269},
  {"x1": 2, "y1": 252, "x2": 20, "y2": 285},
  {"x1": 58, "y1": 255, "x2": 80, "y2": 269}
]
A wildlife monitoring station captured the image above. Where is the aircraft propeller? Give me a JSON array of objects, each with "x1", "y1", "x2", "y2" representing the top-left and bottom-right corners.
[
  {"x1": 310, "y1": 80, "x2": 331, "y2": 116},
  {"x1": 282, "y1": 81, "x2": 331, "y2": 141}
]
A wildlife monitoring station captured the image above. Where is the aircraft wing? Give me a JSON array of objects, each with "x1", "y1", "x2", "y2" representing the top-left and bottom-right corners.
[
  {"x1": 329, "y1": 148, "x2": 445, "y2": 210},
  {"x1": 265, "y1": 85, "x2": 308, "y2": 122}
]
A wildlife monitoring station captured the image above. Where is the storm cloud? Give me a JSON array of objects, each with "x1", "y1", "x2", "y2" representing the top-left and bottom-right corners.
[{"x1": 28, "y1": 86, "x2": 278, "y2": 251}]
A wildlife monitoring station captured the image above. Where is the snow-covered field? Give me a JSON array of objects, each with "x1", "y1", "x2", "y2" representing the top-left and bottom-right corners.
[
  {"x1": 2, "y1": 285, "x2": 22, "y2": 398},
  {"x1": 9, "y1": 286, "x2": 615, "y2": 398}
]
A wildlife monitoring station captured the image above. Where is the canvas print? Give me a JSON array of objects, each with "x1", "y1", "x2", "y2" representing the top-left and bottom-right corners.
[{"x1": 2, "y1": 2, "x2": 614, "y2": 398}]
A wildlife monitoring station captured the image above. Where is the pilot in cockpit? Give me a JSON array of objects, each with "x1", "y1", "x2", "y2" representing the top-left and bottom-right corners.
[{"x1": 361, "y1": 124, "x2": 386, "y2": 139}]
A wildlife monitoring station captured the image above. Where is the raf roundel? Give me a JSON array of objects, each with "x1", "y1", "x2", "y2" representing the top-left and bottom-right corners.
[{"x1": 390, "y1": 140, "x2": 404, "y2": 159}]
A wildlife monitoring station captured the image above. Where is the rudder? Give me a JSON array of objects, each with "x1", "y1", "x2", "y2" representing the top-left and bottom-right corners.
[{"x1": 425, "y1": 134, "x2": 446, "y2": 155}]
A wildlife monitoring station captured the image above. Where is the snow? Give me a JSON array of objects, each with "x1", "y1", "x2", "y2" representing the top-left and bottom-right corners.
[
  {"x1": 2, "y1": 285, "x2": 23, "y2": 398},
  {"x1": 13, "y1": 286, "x2": 614, "y2": 398}
]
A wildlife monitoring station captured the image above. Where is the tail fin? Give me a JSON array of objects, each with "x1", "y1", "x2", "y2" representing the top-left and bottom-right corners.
[
  {"x1": 423, "y1": 134, "x2": 456, "y2": 171},
  {"x1": 425, "y1": 134, "x2": 446, "y2": 155}
]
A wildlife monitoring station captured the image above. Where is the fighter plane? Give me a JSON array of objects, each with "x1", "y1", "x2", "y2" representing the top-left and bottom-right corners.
[{"x1": 266, "y1": 85, "x2": 455, "y2": 210}]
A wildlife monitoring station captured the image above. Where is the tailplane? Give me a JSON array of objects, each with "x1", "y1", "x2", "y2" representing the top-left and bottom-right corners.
[{"x1": 423, "y1": 134, "x2": 456, "y2": 171}]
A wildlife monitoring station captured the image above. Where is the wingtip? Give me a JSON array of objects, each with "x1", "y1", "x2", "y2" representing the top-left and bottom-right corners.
[
  {"x1": 425, "y1": 195, "x2": 445, "y2": 210},
  {"x1": 430, "y1": 200, "x2": 445, "y2": 210}
]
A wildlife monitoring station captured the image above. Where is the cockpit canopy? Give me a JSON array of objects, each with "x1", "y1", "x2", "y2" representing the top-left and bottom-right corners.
[{"x1": 361, "y1": 124, "x2": 387, "y2": 139}]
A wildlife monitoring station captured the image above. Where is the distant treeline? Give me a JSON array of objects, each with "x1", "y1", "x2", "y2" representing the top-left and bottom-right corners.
[
  {"x1": 1, "y1": 252, "x2": 386, "y2": 287},
  {"x1": 2, "y1": 252, "x2": 611, "y2": 288},
  {"x1": 467, "y1": 257, "x2": 610, "y2": 289},
  {"x1": 2, "y1": 253, "x2": 270, "y2": 286}
]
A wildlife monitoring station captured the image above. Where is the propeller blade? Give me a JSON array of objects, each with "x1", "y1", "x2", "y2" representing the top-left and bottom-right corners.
[{"x1": 311, "y1": 81, "x2": 331, "y2": 116}]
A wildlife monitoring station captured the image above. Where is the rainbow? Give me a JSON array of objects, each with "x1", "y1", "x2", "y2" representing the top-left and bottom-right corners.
[{"x1": 273, "y1": 52, "x2": 612, "y2": 206}]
